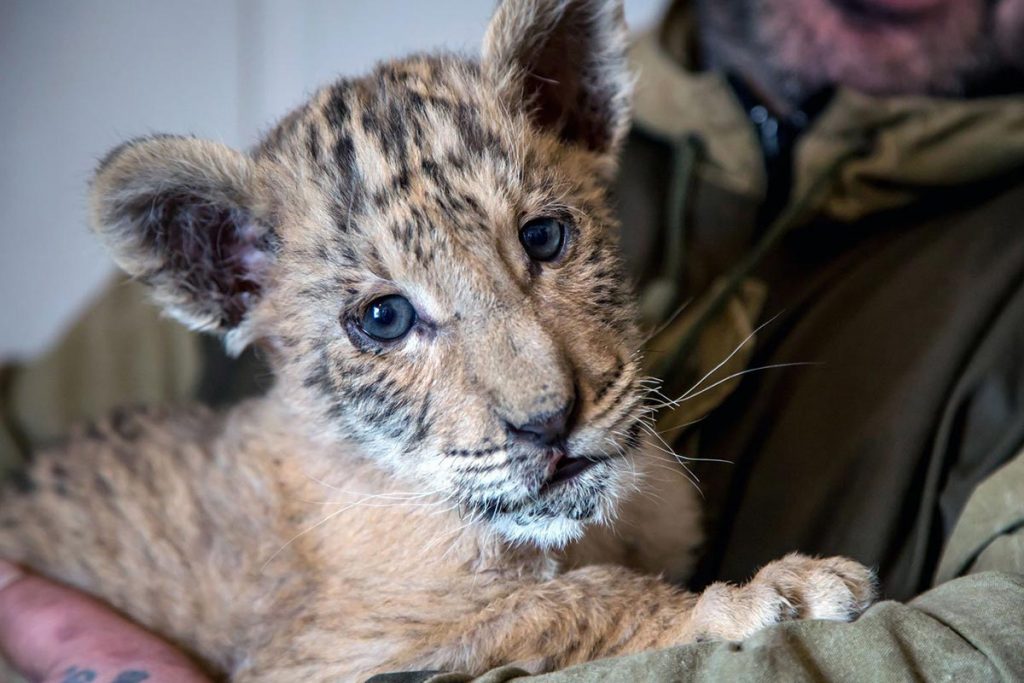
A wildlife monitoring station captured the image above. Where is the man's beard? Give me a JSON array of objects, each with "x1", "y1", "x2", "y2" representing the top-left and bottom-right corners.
[{"x1": 697, "y1": 0, "x2": 1021, "y2": 99}]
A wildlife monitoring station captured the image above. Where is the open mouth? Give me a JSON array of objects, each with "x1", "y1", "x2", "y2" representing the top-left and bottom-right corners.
[{"x1": 541, "y1": 454, "x2": 600, "y2": 492}]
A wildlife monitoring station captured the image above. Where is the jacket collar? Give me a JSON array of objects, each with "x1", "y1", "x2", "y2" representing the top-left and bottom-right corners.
[{"x1": 629, "y1": 8, "x2": 1024, "y2": 223}]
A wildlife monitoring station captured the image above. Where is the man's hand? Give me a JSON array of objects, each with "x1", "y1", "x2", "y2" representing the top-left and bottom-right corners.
[{"x1": 0, "y1": 560, "x2": 210, "y2": 683}]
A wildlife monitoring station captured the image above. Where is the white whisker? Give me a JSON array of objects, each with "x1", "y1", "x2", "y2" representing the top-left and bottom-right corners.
[{"x1": 650, "y1": 362, "x2": 818, "y2": 410}]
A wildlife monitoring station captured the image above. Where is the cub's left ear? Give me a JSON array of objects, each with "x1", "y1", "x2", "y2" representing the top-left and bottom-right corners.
[
  {"x1": 90, "y1": 135, "x2": 277, "y2": 355},
  {"x1": 483, "y1": 0, "x2": 632, "y2": 159}
]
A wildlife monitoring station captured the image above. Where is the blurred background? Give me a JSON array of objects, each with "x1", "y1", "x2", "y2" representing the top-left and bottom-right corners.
[{"x1": 0, "y1": 0, "x2": 664, "y2": 360}]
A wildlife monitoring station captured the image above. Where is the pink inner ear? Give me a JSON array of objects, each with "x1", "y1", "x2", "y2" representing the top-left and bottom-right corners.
[
  {"x1": 151, "y1": 194, "x2": 276, "y2": 328},
  {"x1": 238, "y1": 225, "x2": 273, "y2": 275}
]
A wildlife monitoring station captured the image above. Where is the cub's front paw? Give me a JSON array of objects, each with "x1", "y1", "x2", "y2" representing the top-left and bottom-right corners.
[{"x1": 689, "y1": 553, "x2": 877, "y2": 642}]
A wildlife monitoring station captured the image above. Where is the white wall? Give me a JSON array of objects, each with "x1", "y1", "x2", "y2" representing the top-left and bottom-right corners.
[{"x1": 0, "y1": 0, "x2": 664, "y2": 359}]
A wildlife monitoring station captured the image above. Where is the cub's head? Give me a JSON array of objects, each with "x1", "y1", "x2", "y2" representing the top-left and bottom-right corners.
[{"x1": 91, "y1": 0, "x2": 646, "y2": 547}]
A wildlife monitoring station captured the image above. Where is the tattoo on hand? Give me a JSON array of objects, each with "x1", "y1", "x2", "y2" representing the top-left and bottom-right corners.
[
  {"x1": 61, "y1": 668, "x2": 96, "y2": 683},
  {"x1": 61, "y1": 667, "x2": 150, "y2": 683},
  {"x1": 111, "y1": 672, "x2": 150, "y2": 683}
]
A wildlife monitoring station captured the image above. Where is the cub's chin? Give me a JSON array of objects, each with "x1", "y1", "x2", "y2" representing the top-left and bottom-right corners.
[{"x1": 482, "y1": 457, "x2": 632, "y2": 548}]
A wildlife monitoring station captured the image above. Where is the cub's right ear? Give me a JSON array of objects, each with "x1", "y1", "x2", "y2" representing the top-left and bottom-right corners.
[{"x1": 91, "y1": 135, "x2": 277, "y2": 355}]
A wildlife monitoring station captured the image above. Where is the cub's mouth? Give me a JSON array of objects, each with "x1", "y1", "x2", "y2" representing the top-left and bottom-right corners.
[
  {"x1": 541, "y1": 452, "x2": 613, "y2": 493},
  {"x1": 462, "y1": 409, "x2": 645, "y2": 546},
  {"x1": 467, "y1": 440, "x2": 633, "y2": 547},
  {"x1": 474, "y1": 454, "x2": 625, "y2": 547}
]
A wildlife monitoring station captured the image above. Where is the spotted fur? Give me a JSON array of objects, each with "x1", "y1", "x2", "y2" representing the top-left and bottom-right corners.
[{"x1": 0, "y1": 1, "x2": 875, "y2": 680}]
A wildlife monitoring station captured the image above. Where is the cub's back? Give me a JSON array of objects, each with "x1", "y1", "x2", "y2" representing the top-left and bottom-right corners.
[{"x1": 0, "y1": 404, "x2": 309, "y2": 675}]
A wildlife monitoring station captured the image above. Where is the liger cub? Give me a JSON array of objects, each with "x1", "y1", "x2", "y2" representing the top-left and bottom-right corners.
[{"x1": 0, "y1": 0, "x2": 876, "y2": 680}]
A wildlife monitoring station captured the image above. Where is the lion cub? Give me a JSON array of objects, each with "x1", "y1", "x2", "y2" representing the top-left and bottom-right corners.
[{"x1": 0, "y1": 0, "x2": 874, "y2": 680}]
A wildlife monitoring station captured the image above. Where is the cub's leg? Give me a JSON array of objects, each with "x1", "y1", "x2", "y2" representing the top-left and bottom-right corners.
[
  {"x1": 428, "y1": 553, "x2": 874, "y2": 675},
  {"x1": 221, "y1": 553, "x2": 875, "y2": 682},
  {"x1": 687, "y1": 553, "x2": 877, "y2": 641}
]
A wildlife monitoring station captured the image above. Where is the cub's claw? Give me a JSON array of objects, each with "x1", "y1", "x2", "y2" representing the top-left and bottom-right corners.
[{"x1": 689, "y1": 553, "x2": 877, "y2": 642}]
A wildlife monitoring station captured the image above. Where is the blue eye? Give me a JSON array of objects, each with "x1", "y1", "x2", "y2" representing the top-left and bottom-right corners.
[
  {"x1": 359, "y1": 295, "x2": 416, "y2": 341},
  {"x1": 519, "y1": 218, "x2": 566, "y2": 262}
]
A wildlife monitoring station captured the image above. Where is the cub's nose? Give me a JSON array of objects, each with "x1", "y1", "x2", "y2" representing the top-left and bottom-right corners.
[{"x1": 504, "y1": 394, "x2": 576, "y2": 447}]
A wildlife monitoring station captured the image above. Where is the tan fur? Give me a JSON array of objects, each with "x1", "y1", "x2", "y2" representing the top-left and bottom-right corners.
[{"x1": 0, "y1": 2, "x2": 875, "y2": 680}]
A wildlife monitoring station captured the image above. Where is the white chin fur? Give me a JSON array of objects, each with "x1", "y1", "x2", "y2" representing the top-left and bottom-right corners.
[
  {"x1": 488, "y1": 468, "x2": 628, "y2": 549},
  {"x1": 491, "y1": 514, "x2": 589, "y2": 549}
]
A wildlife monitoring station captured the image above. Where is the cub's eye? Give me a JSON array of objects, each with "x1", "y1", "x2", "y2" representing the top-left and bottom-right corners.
[
  {"x1": 359, "y1": 295, "x2": 417, "y2": 342},
  {"x1": 519, "y1": 217, "x2": 566, "y2": 262}
]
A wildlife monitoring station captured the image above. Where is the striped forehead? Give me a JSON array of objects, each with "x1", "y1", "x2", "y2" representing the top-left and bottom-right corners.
[
  {"x1": 303, "y1": 59, "x2": 528, "y2": 227},
  {"x1": 307, "y1": 58, "x2": 518, "y2": 192},
  {"x1": 263, "y1": 55, "x2": 554, "y2": 299}
]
